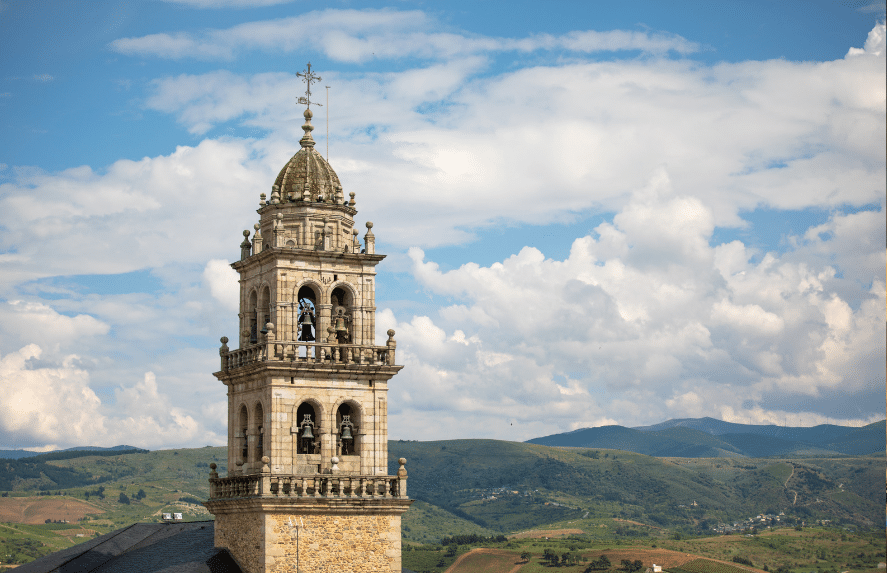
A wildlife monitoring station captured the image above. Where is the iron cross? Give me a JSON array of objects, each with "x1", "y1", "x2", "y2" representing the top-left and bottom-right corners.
[{"x1": 296, "y1": 62, "x2": 322, "y2": 108}]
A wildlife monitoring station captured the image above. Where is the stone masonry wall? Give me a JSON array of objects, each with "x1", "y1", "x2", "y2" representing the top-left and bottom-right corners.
[
  {"x1": 266, "y1": 512, "x2": 402, "y2": 573},
  {"x1": 215, "y1": 511, "x2": 265, "y2": 573}
]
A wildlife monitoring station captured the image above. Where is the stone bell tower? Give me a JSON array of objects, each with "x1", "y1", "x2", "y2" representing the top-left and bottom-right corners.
[{"x1": 205, "y1": 64, "x2": 411, "y2": 573}]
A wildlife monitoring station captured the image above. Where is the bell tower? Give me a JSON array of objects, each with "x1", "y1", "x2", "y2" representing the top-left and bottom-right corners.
[{"x1": 205, "y1": 64, "x2": 411, "y2": 573}]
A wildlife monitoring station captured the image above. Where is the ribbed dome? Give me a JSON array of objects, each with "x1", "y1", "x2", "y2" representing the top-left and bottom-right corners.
[{"x1": 273, "y1": 109, "x2": 343, "y2": 203}]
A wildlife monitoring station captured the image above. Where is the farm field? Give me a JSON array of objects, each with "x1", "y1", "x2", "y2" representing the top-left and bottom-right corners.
[
  {"x1": 404, "y1": 528, "x2": 886, "y2": 573},
  {"x1": 0, "y1": 496, "x2": 101, "y2": 524}
]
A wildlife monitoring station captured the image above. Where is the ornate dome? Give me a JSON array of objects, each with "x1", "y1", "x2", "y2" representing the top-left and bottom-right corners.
[{"x1": 273, "y1": 109, "x2": 343, "y2": 203}]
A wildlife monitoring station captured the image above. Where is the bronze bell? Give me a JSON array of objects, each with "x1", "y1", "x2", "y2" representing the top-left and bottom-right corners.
[
  {"x1": 301, "y1": 423, "x2": 314, "y2": 439},
  {"x1": 300, "y1": 311, "x2": 313, "y2": 325},
  {"x1": 340, "y1": 424, "x2": 353, "y2": 440}
]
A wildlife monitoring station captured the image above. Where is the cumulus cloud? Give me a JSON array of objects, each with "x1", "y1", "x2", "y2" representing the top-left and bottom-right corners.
[
  {"x1": 0, "y1": 345, "x2": 220, "y2": 449},
  {"x1": 380, "y1": 174, "x2": 885, "y2": 440},
  {"x1": 109, "y1": 9, "x2": 698, "y2": 61},
  {"x1": 204, "y1": 259, "x2": 240, "y2": 312},
  {"x1": 135, "y1": 26, "x2": 884, "y2": 247},
  {"x1": 0, "y1": 16, "x2": 882, "y2": 448},
  {"x1": 0, "y1": 300, "x2": 109, "y2": 354},
  {"x1": 0, "y1": 138, "x2": 266, "y2": 291}
]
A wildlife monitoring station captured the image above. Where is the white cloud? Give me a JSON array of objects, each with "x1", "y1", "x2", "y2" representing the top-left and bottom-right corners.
[
  {"x1": 0, "y1": 138, "x2": 265, "y2": 292},
  {"x1": 0, "y1": 345, "x2": 220, "y2": 449},
  {"x1": 380, "y1": 177, "x2": 885, "y2": 440},
  {"x1": 109, "y1": 9, "x2": 698, "y2": 62},
  {"x1": 133, "y1": 25, "x2": 884, "y2": 249},
  {"x1": 0, "y1": 300, "x2": 109, "y2": 354},
  {"x1": 204, "y1": 259, "x2": 239, "y2": 312}
]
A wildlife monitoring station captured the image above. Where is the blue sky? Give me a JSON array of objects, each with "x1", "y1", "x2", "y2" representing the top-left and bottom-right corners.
[{"x1": 0, "y1": 0, "x2": 884, "y2": 450}]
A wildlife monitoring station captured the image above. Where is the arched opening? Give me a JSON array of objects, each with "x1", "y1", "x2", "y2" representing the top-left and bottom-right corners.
[
  {"x1": 336, "y1": 402, "x2": 359, "y2": 457},
  {"x1": 295, "y1": 402, "x2": 319, "y2": 455},
  {"x1": 238, "y1": 405, "x2": 248, "y2": 465},
  {"x1": 253, "y1": 402, "x2": 265, "y2": 464},
  {"x1": 330, "y1": 286, "x2": 353, "y2": 344},
  {"x1": 248, "y1": 290, "x2": 258, "y2": 344},
  {"x1": 259, "y1": 285, "x2": 272, "y2": 333},
  {"x1": 297, "y1": 285, "x2": 318, "y2": 342}
]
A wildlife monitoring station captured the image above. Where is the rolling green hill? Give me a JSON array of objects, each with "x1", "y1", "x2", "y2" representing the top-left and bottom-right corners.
[
  {"x1": 387, "y1": 439, "x2": 884, "y2": 537},
  {"x1": 0, "y1": 440, "x2": 880, "y2": 557},
  {"x1": 530, "y1": 420, "x2": 886, "y2": 458}
]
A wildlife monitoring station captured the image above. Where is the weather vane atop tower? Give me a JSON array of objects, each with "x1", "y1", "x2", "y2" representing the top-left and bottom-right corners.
[{"x1": 296, "y1": 62, "x2": 322, "y2": 109}]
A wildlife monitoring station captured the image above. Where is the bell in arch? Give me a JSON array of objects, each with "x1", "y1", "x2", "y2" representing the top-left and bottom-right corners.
[
  {"x1": 300, "y1": 414, "x2": 314, "y2": 439},
  {"x1": 340, "y1": 414, "x2": 353, "y2": 440}
]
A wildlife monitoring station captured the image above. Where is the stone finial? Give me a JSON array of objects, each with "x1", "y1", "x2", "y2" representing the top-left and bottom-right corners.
[
  {"x1": 349, "y1": 191, "x2": 356, "y2": 206},
  {"x1": 260, "y1": 192, "x2": 267, "y2": 207},
  {"x1": 397, "y1": 458, "x2": 407, "y2": 478},
  {"x1": 387, "y1": 329, "x2": 395, "y2": 341},
  {"x1": 330, "y1": 456, "x2": 340, "y2": 473},
  {"x1": 240, "y1": 230, "x2": 251, "y2": 260},
  {"x1": 327, "y1": 325, "x2": 336, "y2": 344},
  {"x1": 219, "y1": 337, "x2": 229, "y2": 355},
  {"x1": 265, "y1": 322, "x2": 275, "y2": 342},
  {"x1": 364, "y1": 221, "x2": 375, "y2": 255},
  {"x1": 209, "y1": 462, "x2": 218, "y2": 479},
  {"x1": 300, "y1": 108, "x2": 316, "y2": 148},
  {"x1": 252, "y1": 223, "x2": 263, "y2": 255},
  {"x1": 351, "y1": 228, "x2": 360, "y2": 253},
  {"x1": 235, "y1": 459, "x2": 244, "y2": 476},
  {"x1": 260, "y1": 456, "x2": 270, "y2": 474},
  {"x1": 270, "y1": 188, "x2": 280, "y2": 204}
]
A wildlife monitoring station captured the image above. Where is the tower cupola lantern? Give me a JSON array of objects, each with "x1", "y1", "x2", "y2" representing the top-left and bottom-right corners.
[{"x1": 205, "y1": 63, "x2": 410, "y2": 573}]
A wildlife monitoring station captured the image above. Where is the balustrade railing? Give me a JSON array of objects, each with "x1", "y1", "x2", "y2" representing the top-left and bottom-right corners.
[
  {"x1": 218, "y1": 329, "x2": 397, "y2": 372},
  {"x1": 208, "y1": 473, "x2": 407, "y2": 500}
]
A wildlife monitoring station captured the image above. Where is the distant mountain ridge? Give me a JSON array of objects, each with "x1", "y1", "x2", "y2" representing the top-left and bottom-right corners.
[
  {"x1": 0, "y1": 445, "x2": 143, "y2": 460},
  {"x1": 526, "y1": 418, "x2": 885, "y2": 457}
]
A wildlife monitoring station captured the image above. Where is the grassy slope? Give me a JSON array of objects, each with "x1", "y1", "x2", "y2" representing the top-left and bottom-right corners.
[
  {"x1": 0, "y1": 441, "x2": 882, "y2": 565},
  {"x1": 402, "y1": 528, "x2": 886, "y2": 573}
]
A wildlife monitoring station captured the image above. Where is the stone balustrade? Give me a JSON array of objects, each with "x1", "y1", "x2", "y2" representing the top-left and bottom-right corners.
[
  {"x1": 218, "y1": 328, "x2": 397, "y2": 372},
  {"x1": 208, "y1": 473, "x2": 407, "y2": 500}
]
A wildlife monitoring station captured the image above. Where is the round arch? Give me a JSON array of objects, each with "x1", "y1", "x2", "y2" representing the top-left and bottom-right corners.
[
  {"x1": 332, "y1": 398, "x2": 364, "y2": 457},
  {"x1": 252, "y1": 401, "x2": 266, "y2": 464},
  {"x1": 236, "y1": 404, "x2": 249, "y2": 465},
  {"x1": 293, "y1": 398, "x2": 324, "y2": 455}
]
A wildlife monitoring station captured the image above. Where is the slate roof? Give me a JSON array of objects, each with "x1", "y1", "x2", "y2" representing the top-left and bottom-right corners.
[
  {"x1": 12, "y1": 521, "x2": 242, "y2": 573},
  {"x1": 15, "y1": 520, "x2": 417, "y2": 573}
]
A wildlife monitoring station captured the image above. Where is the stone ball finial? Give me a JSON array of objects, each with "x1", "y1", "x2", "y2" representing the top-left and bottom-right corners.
[
  {"x1": 304, "y1": 108, "x2": 313, "y2": 120},
  {"x1": 210, "y1": 463, "x2": 217, "y2": 470},
  {"x1": 387, "y1": 329, "x2": 395, "y2": 338},
  {"x1": 261, "y1": 456, "x2": 270, "y2": 465},
  {"x1": 265, "y1": 322, "x2": 275, "y2": 333},
  {"x1": 243, "y1": 229, "x2": 250, "y2": 237},
  {"x1": 327, "y1": 326, "x2": 335, "y2": 334},
  {"x1": 220, "y1": 336, "x2": 229, "y2": 344},
  {"x1": 254, "y1": 223, "x2": 260, "y2": 231},
  {"x1": 398, "y1": 458, "x2": 406, "y2": 466},
  {"x1": 352, "y1": 228, "x2": 358, "y2": 236},
  {"x1": 366, "y1": 221, "x2": 373, "y2": 229},
  {"x1": 236, "y1": 460, "x2": 243, "y2": 467},
  {"x1": 277, "y1": 213, "x2": 283, "y2": 220}
]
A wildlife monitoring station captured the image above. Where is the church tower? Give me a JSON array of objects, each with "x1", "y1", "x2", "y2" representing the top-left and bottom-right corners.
[{"x1": 205, "y1": 64, "x2": 410, "y2": 573}]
